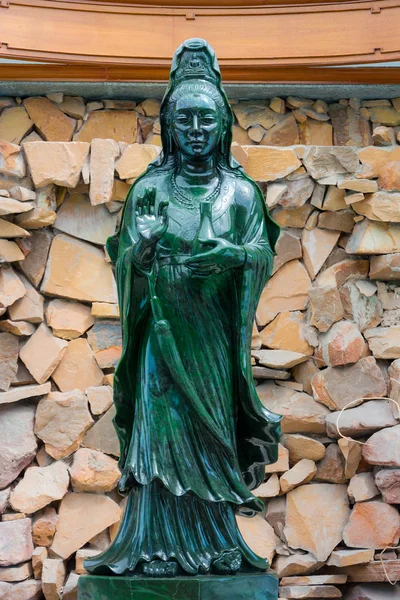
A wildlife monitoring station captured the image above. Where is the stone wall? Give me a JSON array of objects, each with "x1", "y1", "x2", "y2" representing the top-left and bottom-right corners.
[{"x1": 0, "y1": 94, "x2": 400, "y2": 600}]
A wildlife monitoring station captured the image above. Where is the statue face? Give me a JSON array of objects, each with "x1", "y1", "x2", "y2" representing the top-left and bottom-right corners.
[{"x1": 171, "y1": 93, "x2": 222, "y2": 159}]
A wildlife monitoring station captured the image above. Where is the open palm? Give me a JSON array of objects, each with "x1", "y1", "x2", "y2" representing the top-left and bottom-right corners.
[{"x1": 135, "y1": 186, "x2": 169, "y2": 243}]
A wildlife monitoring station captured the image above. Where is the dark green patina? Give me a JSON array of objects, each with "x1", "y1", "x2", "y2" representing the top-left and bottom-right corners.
[{"x1": 83, "y1": 38, "x2": 281, "y2": 582}]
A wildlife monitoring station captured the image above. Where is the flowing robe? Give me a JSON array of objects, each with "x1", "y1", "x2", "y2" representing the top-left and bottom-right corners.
[{"x1": 85, "y1": 170, "x2": 281, "y2": 575}]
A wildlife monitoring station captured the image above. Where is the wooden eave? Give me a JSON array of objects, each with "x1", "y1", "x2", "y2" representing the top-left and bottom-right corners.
[{"x1": 1, "y1": 0, "x2": 400, "y2": 83}]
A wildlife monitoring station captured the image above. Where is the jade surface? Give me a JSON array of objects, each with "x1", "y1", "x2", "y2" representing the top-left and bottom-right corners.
[{"x1": 84, "y1": 37, "x2": 281, "y2": 580}]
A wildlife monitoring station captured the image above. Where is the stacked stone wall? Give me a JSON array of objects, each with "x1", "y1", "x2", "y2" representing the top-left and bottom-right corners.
[{"x1": 0, "y1": 94, "x2": 400, "y2": 600}]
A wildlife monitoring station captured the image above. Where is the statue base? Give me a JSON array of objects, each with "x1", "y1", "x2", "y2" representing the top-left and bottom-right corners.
[{"x1": 78, "y1": 572, "x2": 279, "y2": 600}]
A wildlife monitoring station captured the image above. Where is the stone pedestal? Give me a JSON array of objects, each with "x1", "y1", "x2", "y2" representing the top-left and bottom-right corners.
[{"x1": 78, "y1": 571, "x2": 279, "y2": 600}]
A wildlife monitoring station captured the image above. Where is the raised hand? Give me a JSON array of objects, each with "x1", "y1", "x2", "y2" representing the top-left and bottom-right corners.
[{"x1": 135, "y1": 186, "x2": 169, "y2": 245}]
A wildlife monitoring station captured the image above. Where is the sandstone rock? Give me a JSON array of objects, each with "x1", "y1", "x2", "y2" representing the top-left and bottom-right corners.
[
  {"x1": 265, "y1": 443, "x2": 290, "y2": 473},
  {"x1": 87, "y1": 320, "x2": 122, "y2": 369},
  {"x1": 378, "y1": 160, "x2": 400, "y2": 191},
  {"x1": 42, "y1": 558, "x2": 66, "y2": 600},
  {"x1": 339, "y1": 438, "x2": 362, "y2": 479},
  {"x1": 311, "y1": 357, "x2": 387, "y2": 411},
  {"x1": 340, "y1": 281, "x2": 383, "y2": 332},
  {"x1": 0, "y1": 580, "x2": 42, "y2": 600},
  {"x1": 24, "y1": 97, "x2": 74, "y2": 141},
  {"x1": 0, "y1": 141, "x2": 25, "y2": 178},
  {"x1": 0, "y1": 333, "x2": 19, "y2": 392},
  {"x1": 32, "y1": 507, "x2": 58, "y2": 547},
  {"x1": 75, "y1": 549, "x2": 101, "y2": 575},
  {"x1": 115, "y1": 143, "x2": 160, "y2": 181},
  {"x1": 345, "y1": 192, "x2": 365, "y2": 205},
  {"x1": 0, "y1": 268, "x2": 25, "y2": 311},
  {"x1": 24, "y1": 142, "x2": 90, "y2": 187},
  {"x1": 315, "y1": 444, "x2": 346, "y2": 484},
  {"x1": 257, "y1": 260, "x2": 311, "y2": 325},
  {"x1": 245, "y1": 147, "x2": 301, "y2": 182},
  {"x1": 265, "y1": 182, "x2": 287, "y2": 208},
  {"x1": 368, "y1": 106, "x2": 400, "y2": 126},
  {"x1": 10, "y1": 461, "x2": 69, "y2": 514},
  {"x1": 272, "y1": 230, "x2": 302, "y2": 274},
  {"x1": 51, "y1": 492, "x2": 120, "y2": 559},
  {"x1": 63, "y1": 572, "x2": 80, "y2": 600},
  {"x1": 45, "y1": 299, "x2": 94, "y2": 340},
  {"x1": 370, "y1": 254, "x2": 400, "y2": 280},
  {"x1": 0, "y1": 518, "x2": 33, "y2": 567},
  {"x1": 274, "y1": 553, "x2": 324, "y2": 578},
  {"x1": 300, "y1": 121, "x2": 333, "y2": 146},
  {"x1": 281, "y1": 575, "x2": 347, "y2": 587},
  {"x1": 69, "y1": 448, "x2": 119, "y2": 493},
  {"x1": 357, "y1": 146, "x2": 400, "y2": 180},
  {"x1": 236, "y1": 514, "x2": 276, "y2": 565},
  {"x1": 326, "y1": 548, "x2": 374, "y2": 567},
  {"x1": 272, "y1": 204, "x2": 313, "y2": 228},
  {"x1": 308, "y1": 285, "x2": 344, "y2": 333},
  {"x1": 54, "y1": 192, "x2": 118, "y2": 245},
  {"x1": 0, "y1": 196, "x2": 34, "y2": 216},
  {"x1": 0, "y1": 218, "x2": 29, "y2": 239},
  {"x1": 302, "y1": 228, "x2": 340, "y2": 279},
  {"x1": 253, "y1": 473, "x2": 280, "y2": 497},
  {"x1": 328, "y1": 104, "x2": 366, "y2": 146},
  {"x1": 8, "y1": 274, "x2": 44, "y2": 324},
  {"x1": 0, "y1": 239, "x2": 24, "y2": 262},
  {"x1": 303, "y1": 147, "x2": 359, "y2": 180},
  {"x1": 52, "y1": 337, "x2": 104, "y2": 392},
  {"x1": 348, "y1": 473, "x2": 379, "y2": 503},
  {"x1": 277, "y1": 177, "x2": 314, "y2": 209},
  {"x1": 91, "y1": 302, "x2": 120, "y2": 319},
  {"x1": 0, "y1": 562, "x2": 32, "y2": 583},
  {"x1": 318, "y1": 209, "x2": 355, "y2": 233},
  {"x1": 89, "y1": 138, "x2": 120, "y2": 205},
  {"x1": 86, "y1": 385, "x2": 113, "y2": 415},
  {"x1": 261, "y1": 114, "x2": 299, "y2": 146},
  {"x1": 363, "y1": 424, "x2": 400, "y2": 466},
  {"x1": 82, "y1": 404, "x2": 120, "y2": 457},
  {"x1": 326, "y1": 400, "x2": 398, "y2": 439},
  {"x1": 321, "y1": 186, "x2": 347, "y2": 211},
  {"x1": 318, "y1": 320, "x2": 365, "y2": 368},
  {"x1": 0, "y1": 488, "x2": 9, "y2": 515},
  {"x1": 139, "y1": 98, "x2": 160, "y2": 117},
  {"x1": 232, "y1": 102, "x2": 277, "y2": 130},
  {"x1": 346, "y1": 220, "x2": 400, "y2": 254},
  {"x1": 253, "y1": 350, "x2": 308, "y2": 369},
  {"x1": 338, "y1": 178, "x2": 378, "y2": 193},
  {"x1": 0, "y1": 107, "x2": 33, "y2": 145},
  {"x1": 19, "y1": 229, "x2": 53, "y2": 287},
  {"x1": 32, "y1": 547, "x2": 47, "y2": 579},
  {"x1": 292, "y1": 360, "x2": 320, "y2": 396},
  {"x1": 343, "y1": 500, "x2": 400, "y2": 549},
  {"x1": 15, "y1": 207, "x2": 57, "y2": 229},
  {"x1": 353, "y1": 191, "x2": 400, "y2": 222},
  {"x1": 375, "y1": 469, "x2": 400, "y2": 504},
  {"x1": 41, "y1": 234, "x2": 117, "y2": 303},
  {"x1": 281, "y1": 434, "x2": 326, "y2": 464},
  {"x1": 345, "y1": 583, "x2": 400, "y2": 600},
  {"x1": 364, "y1": 326, "x2": 400, "y2": 359},
  {"x1": 260, "y1": 312, "x2": 313, "y2": 356},
  {"x1": 74, "y1": 110, "x2": 138, "y2": 143},
  {"x1": 19, "y1": 323, "x2": 67, "y2": 384},
  {"x1": 0, "y1": 320, "x2": 35, "y2": 337},
  {"x1": 59, "y1": 96, "x2": 85, "y2": 119},
  {"x1": 0, "y1": 382, "x2": 51, "y2": 405},
  {"x1": 317, "y1": 259, "x2": 369, "y2": 288},
  {"x1": 280, "y1": 459, "x2": 316, "y2": 493},
  {"x1": 35, "y1": 389, "x2": 94, "y2": 459},
  {"x1": 0, "y1": 402, "x2": 37, "y2": 489},
  {"x1": 258, "y1": 382, "x2": 330, "y2": 434},
  {"x1": 279, "y1": 584, "x2": 341, "y2": 598},
  {"x1": 284, "y1": 483, "x2": 350, "y2": 561}
]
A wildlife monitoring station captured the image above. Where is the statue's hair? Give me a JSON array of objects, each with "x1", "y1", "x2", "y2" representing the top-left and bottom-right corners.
[{"x1": 164, "y1": 79, "x2": 228, "y2": 124}]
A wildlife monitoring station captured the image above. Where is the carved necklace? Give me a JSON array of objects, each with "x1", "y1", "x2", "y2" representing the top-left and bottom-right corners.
[{"x1": 171, "y1": 171, "x2": 222, "y2": 211}]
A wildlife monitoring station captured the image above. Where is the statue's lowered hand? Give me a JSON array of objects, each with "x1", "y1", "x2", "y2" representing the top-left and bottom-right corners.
[{"x1": 183, "y1": 237, "x2": 245, "y2": 276}]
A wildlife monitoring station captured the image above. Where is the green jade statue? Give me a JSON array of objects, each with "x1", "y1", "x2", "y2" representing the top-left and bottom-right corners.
[{"x1": 80, "y1": 38, "x2": 281, "y2": 600}]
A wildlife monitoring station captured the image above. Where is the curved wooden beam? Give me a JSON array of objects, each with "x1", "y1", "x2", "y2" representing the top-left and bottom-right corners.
[{"x1": 1, "y1": 0, "x2": 400, "y2": 82}]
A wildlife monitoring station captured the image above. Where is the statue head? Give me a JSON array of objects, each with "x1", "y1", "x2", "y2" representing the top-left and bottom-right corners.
[{"x1": 154, "y1": 39, "x2": 236, "y2": 171}]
